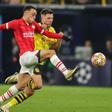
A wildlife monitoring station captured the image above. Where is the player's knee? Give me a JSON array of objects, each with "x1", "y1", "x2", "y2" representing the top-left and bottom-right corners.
[
  {"x1": 48, "y1": 50, "x2": 56, "y2": 57},
  {"x1": 34, "y1": 82, "x2": 43, "y2": 90},
  {"x1": 24, "y1": 88, "x2": 34, "y2": 97},
  {"x1": 27, "y1": 89, "x2": 34, "y2": 96}
]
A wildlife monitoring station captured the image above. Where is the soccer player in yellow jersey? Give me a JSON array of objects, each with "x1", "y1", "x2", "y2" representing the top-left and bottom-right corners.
[
  {"x1": 34, "y1": 22, "x2": 57, "y2": 50},
  {"x1": 1, "y1": 9, "x2": 79, "y2": 112}
]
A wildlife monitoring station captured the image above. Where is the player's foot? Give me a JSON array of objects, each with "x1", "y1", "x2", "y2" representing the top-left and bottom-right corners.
[
  {"x1": 4, "y1": 72, "x2": 18, "y2": 84},
  {"x1": 0, "y1": 106, "x2": 9, "y2": 112},
  {"x1": 65, "y1": 66, "x2": 80, "y2": 81}
]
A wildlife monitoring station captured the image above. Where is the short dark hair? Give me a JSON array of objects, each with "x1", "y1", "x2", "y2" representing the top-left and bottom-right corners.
[
  {"x1": 40, "y1": 8, "x2": 54, "y2": 15},
  {"x1": 23, "y1": 5, "x2": 37, "y2": 12}
]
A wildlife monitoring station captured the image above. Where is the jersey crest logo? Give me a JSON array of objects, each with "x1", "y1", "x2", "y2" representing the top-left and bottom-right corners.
[{"x1": 32, "y1": 25, "x2": 35, "y2": 29}]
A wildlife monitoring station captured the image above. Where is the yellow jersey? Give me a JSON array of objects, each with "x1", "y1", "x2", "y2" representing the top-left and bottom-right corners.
[{"x1": 34, "y1": 25, "x2": 57, "y2": 50}]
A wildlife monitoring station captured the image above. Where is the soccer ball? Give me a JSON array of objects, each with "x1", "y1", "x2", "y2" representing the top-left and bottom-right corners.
[{"x1": 91, "y1": 52, "x2": 106, "y2": 67}]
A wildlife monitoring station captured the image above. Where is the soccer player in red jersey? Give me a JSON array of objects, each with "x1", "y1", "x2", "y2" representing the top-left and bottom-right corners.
[
  {"x1": 0, "y1": 6, "x2": 79, "y2": 112},
  {"x1": 0, "y1": 7, "x2": 63, "y2": 56}
]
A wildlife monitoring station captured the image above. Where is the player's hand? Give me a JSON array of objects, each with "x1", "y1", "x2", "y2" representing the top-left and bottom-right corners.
[
  {"x1": 59, "y1": 32, "x2": 71, "y2": 41},
  {"x1": 41, "y1": 23, "x2": 48, "y2": 29},
  {"x1": 59, "y1": 32, "x2": 64, "y2": 38}
]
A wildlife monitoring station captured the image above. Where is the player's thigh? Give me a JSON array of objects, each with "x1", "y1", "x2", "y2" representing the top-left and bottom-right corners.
[
  {"x1": 32, "y1": 74, "x2": 43, "y2": 90},
  {"x1": 16, "y1": 73, "x2": 31, "y2": 90},
  {"x1": 40, "y1": 49, "x2": 55, "y2": 62}
]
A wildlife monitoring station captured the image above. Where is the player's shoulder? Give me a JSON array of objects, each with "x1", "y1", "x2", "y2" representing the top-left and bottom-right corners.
[
  {"x1": 32, "y1": 21, "x2": 40, "y2": 25},
  {"x1": 11, "y1": 18, "x2": 23, "y2": 25},
  {"x1": 12, "y1": 18, "x2": 22, "y2": 22}
]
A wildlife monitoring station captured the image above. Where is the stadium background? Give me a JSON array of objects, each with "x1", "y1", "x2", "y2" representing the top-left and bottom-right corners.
[
  {"x1": 0, "y1": 0, "x2": 112, "y2": 87},
  {"x1": 1, "y1": 1, "x2": 112, "y2": 112}
]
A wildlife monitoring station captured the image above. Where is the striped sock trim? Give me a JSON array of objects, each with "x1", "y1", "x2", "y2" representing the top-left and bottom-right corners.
[
  {"x1": 1, "y1": 95, "x2": 6, "y2": 101},
  {"x1": 14, "y1": 91, "x2": 28, "y2": 104}
]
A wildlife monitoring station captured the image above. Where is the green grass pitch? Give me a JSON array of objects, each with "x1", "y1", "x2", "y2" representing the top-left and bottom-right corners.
[{"x1": 0, "y1": 85, "x2": 112, "y2": 112}]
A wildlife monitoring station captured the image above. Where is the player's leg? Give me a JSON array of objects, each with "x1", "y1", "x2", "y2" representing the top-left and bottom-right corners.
[
  {"x1": 4, "y1": 51, "x2": 40, "y2": 85},
  {"x1": 0, "y1": 81, "x2": 32, "y2": 112},
  {"x1": 38, "y1": 49, "x2": 80, "y2": 80},
  {"x1": 0, "y1": 85, "x2": 18, "y2": 104},
  {"x1": 0, "y1": 73, "x2": 31, "y2": 104},
  {"x1": 32, "y1": 65, "x2": 43, "y2": 90},
  {"x1": 0, "y1": 51, "x2": 39, "y2": 104},
  {"x1": 1, "y1": 68, "x2": 43, "y2": 111},
  {"x1": 1, "y1": 80, "x2": 34, "y2": 111}
]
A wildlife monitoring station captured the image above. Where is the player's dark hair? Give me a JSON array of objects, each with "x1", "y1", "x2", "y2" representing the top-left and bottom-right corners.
[
  {"x1": 23, "y1": 5, "x2": 37, "y2": 12},
  {"x1": 40, "y1": 8, "x2": 54, "y2": 15}
]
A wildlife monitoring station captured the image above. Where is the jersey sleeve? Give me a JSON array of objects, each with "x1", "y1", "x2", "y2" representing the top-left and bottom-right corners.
[
  {"x1": 34, "y1": 22, "x2": 63, "y2": 39},
  {"x1": 0, "y1": 19, "x2": 18, "y2": 30}
]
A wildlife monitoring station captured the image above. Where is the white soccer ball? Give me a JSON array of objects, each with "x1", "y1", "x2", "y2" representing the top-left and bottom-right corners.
[{"x1": 91, "y1": 52, "x2": 106, "y2": 67}]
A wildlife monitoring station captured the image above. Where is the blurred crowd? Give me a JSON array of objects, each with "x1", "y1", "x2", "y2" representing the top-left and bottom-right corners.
[{"x1": 0, "y1": 0, "x2": 111, "y2": 5}]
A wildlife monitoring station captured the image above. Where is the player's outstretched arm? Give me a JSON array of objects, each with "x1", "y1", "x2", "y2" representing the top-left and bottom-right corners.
[
  {"x1": 0, "y1": 20, "x2": 18, "y2": 30},
  {"x1": 50, "y1": 39, "x2": 62, "y2": 51},
  {"x1": 34, "y1": 22, "x2": 64, "y2": 39},
  {"x1": 0, "y1": 23, "x2": 7, "y2": 30}
]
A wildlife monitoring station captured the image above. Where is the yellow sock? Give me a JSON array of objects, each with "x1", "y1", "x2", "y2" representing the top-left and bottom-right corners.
[
  {"x1": 4, "y1": 91, "x2": 28, "y2": 109},
  {"x1": 7, "y1": 98, "x2": 18, "y2": 107}
]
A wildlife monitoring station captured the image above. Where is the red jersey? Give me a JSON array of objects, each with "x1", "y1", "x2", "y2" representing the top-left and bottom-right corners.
[{"x1": 0, "y1": 18, "x2": 63, "y2": 55}]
